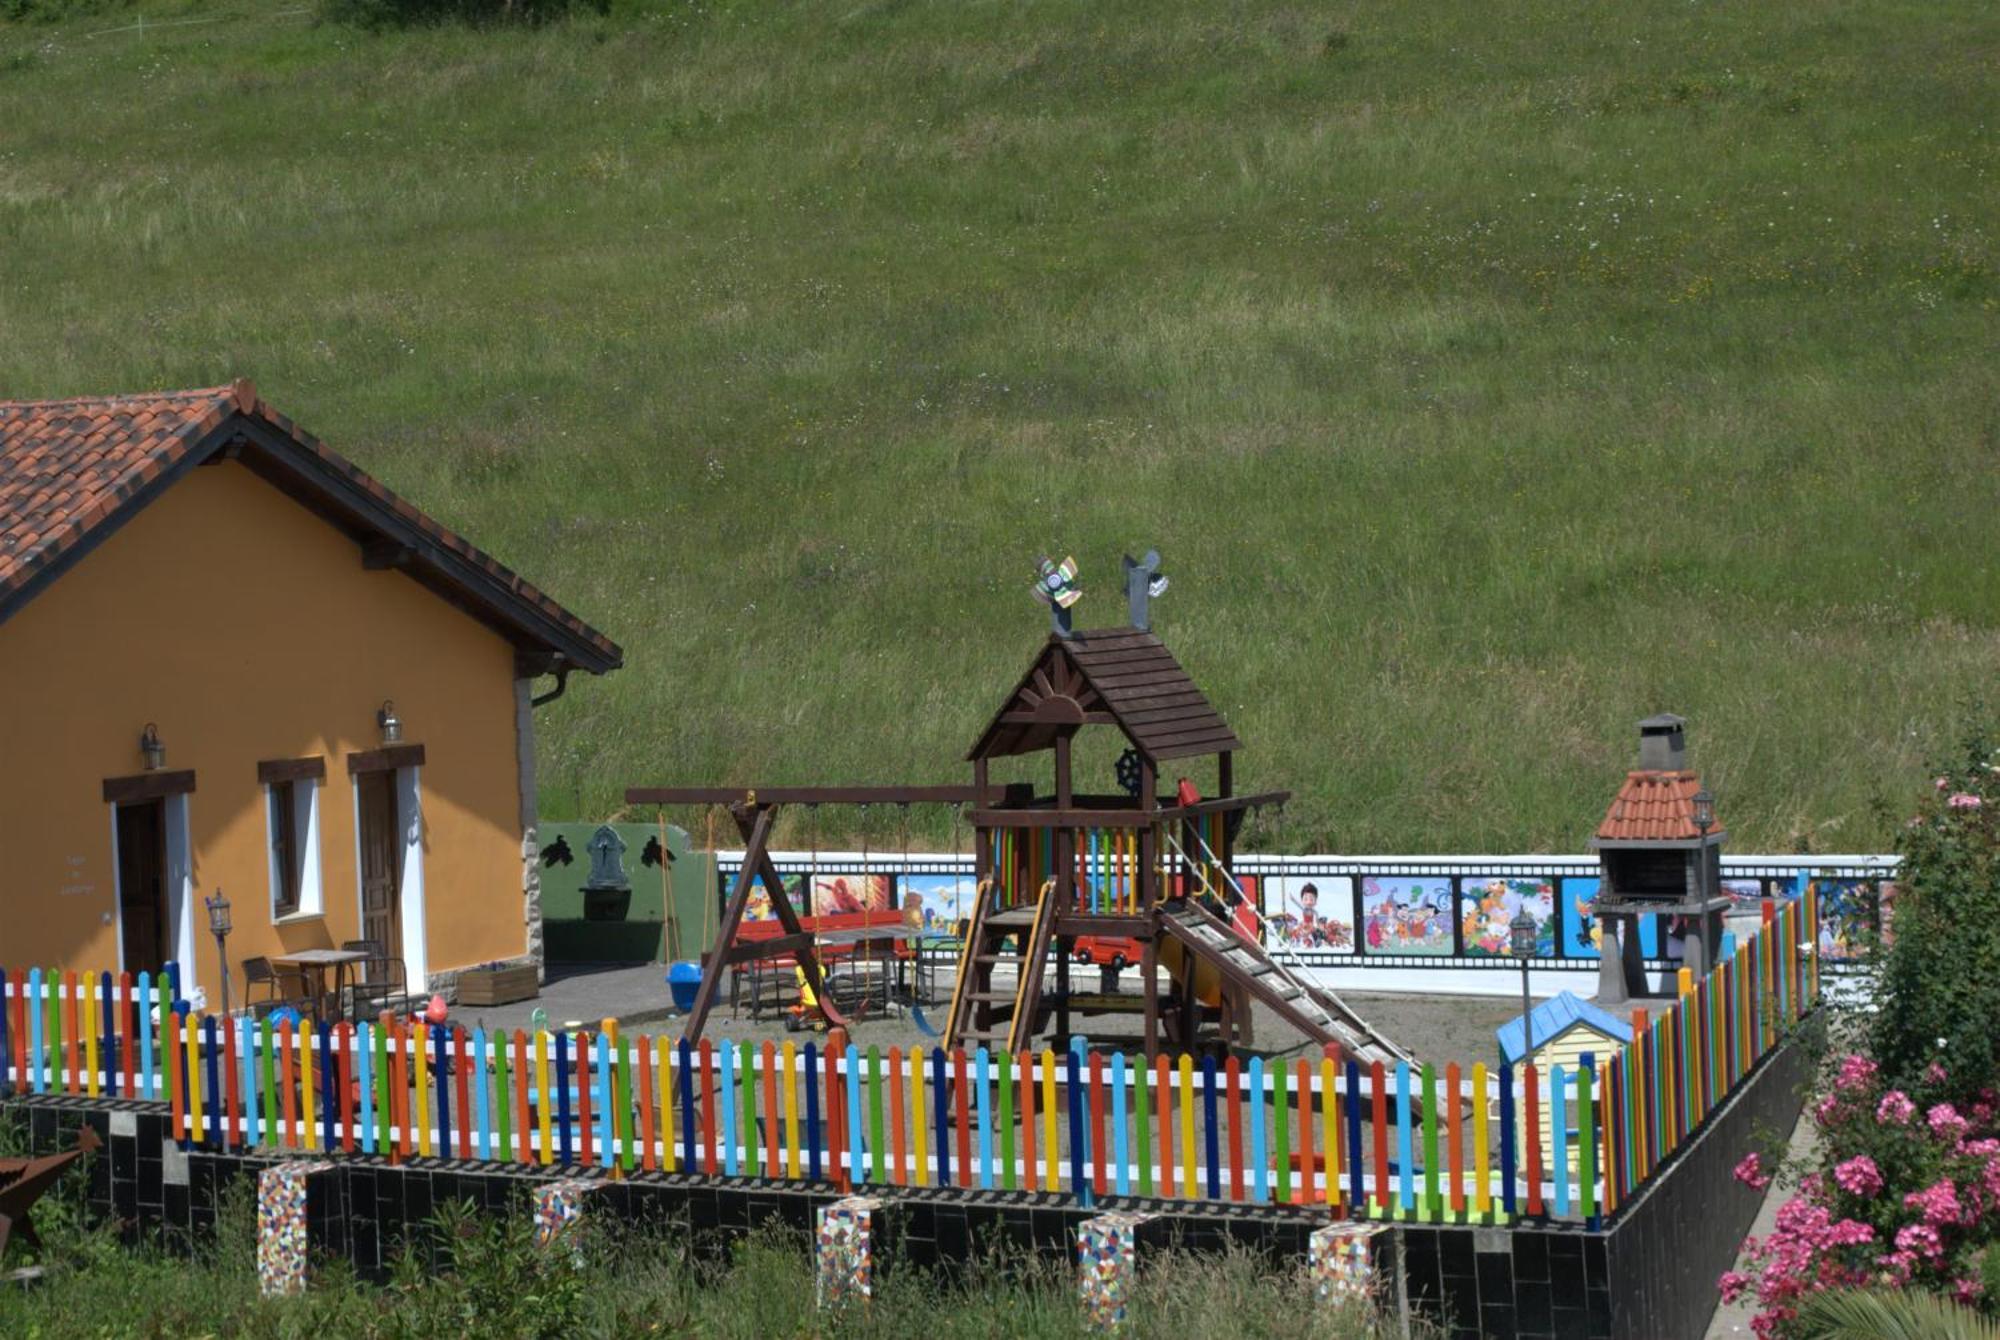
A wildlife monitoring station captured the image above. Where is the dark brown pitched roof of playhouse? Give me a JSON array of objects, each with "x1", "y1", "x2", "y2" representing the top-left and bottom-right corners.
[
  {"x1": 0, "y1": 380, "x2": 620, "y2": 673},
  {"x1": 968, "y1": 626, "x2": 1243, "y2": 762},
  {"x1": 1593, "y1": 770, "x2": 1720, "y2": 843}
]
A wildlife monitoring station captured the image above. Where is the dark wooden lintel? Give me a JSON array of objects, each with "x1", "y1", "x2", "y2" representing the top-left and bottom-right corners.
[
  {"x1": 102, "y1": 770, "x2": 197, "y2": 805},
  {"x1": 257, "y1": 756, "x2": 327, "y2": 785},
  {"x1": 346, "y1": 743, "x2": 427, "y2": 775}
]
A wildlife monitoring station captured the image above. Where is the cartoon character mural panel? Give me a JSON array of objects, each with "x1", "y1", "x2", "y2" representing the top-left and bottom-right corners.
[
  {"x1": 1360, "y1": 877, "x2": 1453, "y2": 955},
  {"x1": 811, "y1": 873, "x2": 894, "y2": 917},
  {"x1": 1459, "y1": 876, "x2": 1557, "y2": 957},
  {"x1": 1263, "y1": 875, "x2": 1355, "y2": 952},
  {"x1": 1561, "y1": 876, "x2": 1660, "y2": 960}
]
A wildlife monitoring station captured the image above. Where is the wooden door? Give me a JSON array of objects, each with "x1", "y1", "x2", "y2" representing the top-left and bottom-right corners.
[
  {"x1": 116, "y1": 799, "x2": 168, "y2": 973},
  {"x1": 358, "y1": 772, "x2": 401, "y2": 955}
]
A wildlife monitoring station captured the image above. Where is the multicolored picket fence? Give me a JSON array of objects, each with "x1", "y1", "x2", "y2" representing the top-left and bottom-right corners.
[{"x1": 0, "y1": 894, "x2": 1816, "y2": 1228}]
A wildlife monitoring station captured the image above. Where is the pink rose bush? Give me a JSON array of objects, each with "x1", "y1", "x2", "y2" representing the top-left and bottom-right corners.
[{"x1": 1727, "y1": 1057, "x2": 2000, "y2": 1336}]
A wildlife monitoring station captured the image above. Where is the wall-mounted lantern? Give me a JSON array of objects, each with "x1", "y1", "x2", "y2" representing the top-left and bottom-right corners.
[
  {"x1": 377, "y1": 700, "x2": 402, "y2": 745},
  {"x1": 139, "y1": 723, "x2": 166, "y2": 771}
]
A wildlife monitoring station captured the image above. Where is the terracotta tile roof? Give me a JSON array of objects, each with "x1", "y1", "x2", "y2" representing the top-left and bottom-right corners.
[
  {"x1": 0, "y1": 380, "x2": 620, "y2": 673},
  {"x1": 1594, "y1": 770, "x2": 1712, "y2": 842},
  {"x1": 969, "y1": 626, "x2": 1243, "y2": 762}
]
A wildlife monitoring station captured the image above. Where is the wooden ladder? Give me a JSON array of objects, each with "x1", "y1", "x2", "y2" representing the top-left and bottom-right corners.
[{"x1": 1004, "y1": 878, "x2": 1061, "y2": 1054}]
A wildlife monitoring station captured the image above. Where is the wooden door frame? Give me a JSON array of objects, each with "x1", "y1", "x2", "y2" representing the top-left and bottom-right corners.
[
  {"x1": 107, "y1": 793, "x2": 194, "y2": 984},
  {"x1": 350, "y1": 760, "x2": 427, "y2": 990}
]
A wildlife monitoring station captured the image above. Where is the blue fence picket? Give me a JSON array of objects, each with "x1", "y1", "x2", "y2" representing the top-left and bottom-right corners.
[
  {"x1": 1552, "y1": 1065, "x2": 1571, "y2": 1218},
  {"x1": 1499, "y1": 1060, "x2": 1517, "y2": 1216},
  {"x1": 1202, "y1": 1056, "x2": 1221, "y2": 1200},
  {"x1": 678, "y1": 1038, "x2": 697, "y2": 1172},
  {"x1": 975, "y1": 1048, "x2": 994, "y2": 1191},
  {"x1": 1396, "y1": 1062, "x2": 1415, "y2": 1212},
  {"x1": 1112, "y1": 1054, "x2": 1130, "y2": 1197},
  {"x1": 1249, "y1": 1057, "x2": 1268, "y2": 1204},
  {"x1": 100, "y1": 972, "x2": 116, "y2": 1097},
  {"x1": 28, "y1": 969, "x2": 44, "y2": 1095},
  {"x1": 930, "y1": 1047, "x2": 951, "y2": 1188},
  {"x1": 355, "y1": 1022, "x2": 372, "y2": 1155},
  {"x1": 721, "y1": 1041, "x2": 740, "y2": 1177},
  {"x1": 202, "y1": 1016, "x2": 221, "y2": 1148},
  {"x1": 1346, "y1": 1059, "x2": 1365, "y2": 1211},
  {"x1": 555, "y1": 1033, "x2": 574, "y2": 1166}
]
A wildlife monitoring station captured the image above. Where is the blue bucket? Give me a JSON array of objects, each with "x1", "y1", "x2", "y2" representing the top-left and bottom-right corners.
[{"x1": 667, "y1": 961, "x2": 702, "y2": 1012}]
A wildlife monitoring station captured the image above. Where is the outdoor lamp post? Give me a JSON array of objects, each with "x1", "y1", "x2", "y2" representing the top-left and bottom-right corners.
[
  {"x1": 377, "y1": 700, "x2": 402, "y2": 745},
  {"x1": 205, "y1": 889, "x2": 233, "y2": 1017},
  {"x1": 1692, "y1": 787, "x2": 1715, "y2": 899},
  {"x1": 1510, "y1": 909, "x2": 1538, "y2": 1060},
  {"x1": 139, "y1": 723, "x2": 166, "y2": 771}
]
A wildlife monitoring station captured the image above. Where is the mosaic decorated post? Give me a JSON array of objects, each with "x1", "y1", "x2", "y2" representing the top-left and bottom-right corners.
[
  {"x1": 255, "y1": 1160, "x2": 334, "y2": 1297},
  {"x1": 815, "y1": 1195, "x2": 884, "y2": 1310},
  {"x1": 1308, "y1": 1222, "x2": 1387, "y2": 1305},
  {"x1": 1076, "y1": 1211, "x2": 1157, "y2": 1333},
  {"x1": 532, "y1": 1178, "x2": 599, "y2": 1258}
]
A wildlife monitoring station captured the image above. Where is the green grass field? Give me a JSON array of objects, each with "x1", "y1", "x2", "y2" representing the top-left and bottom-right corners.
[{"x1": 1, "y1": 0, "x2": 1993, "y2": 852}]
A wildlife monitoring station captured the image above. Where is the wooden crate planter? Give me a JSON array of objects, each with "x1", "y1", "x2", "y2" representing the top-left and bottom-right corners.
[{"x1": 457, "y1": 963, "x2": 539, "y2": 1007}]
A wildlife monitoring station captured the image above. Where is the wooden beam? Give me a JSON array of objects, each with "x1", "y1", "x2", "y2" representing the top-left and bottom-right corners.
[
  {"x1": 725, "y1": 932, "x2": 816, "y2": 964},
  {"x1": 256, "y1": 756, "x2": 326, "y2": 785},
  {"x1": 680, "y1": 803, "x2": 777, "y2": 1041},
  {"x1": 346, "y1": 743, "x2": 426, "y2": 775},
  {"x1": 729, "y1": 804, "x2": 841, "y2": 1030},
  {"x1": 102, "y1": 770, "x2": 196, "y2": 805},
  {"x1": 625, "y1": 784, "x2": 991, "y2": 807}
]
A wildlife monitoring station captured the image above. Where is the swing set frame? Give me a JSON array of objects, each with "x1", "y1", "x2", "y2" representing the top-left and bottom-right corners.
[{"x1": 622, "y1": 784, "x2": 1019, "y2": 1041}]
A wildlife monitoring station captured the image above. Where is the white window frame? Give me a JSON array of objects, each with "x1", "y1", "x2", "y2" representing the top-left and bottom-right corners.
[{"x1": 265, "y1": 776, "x2": 324, "y2": 921}]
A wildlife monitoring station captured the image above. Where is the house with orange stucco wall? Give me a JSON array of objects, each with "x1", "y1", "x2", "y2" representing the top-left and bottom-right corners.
[{"x1": 0, "y1": 381, "x2": 621, "y2": 1010}]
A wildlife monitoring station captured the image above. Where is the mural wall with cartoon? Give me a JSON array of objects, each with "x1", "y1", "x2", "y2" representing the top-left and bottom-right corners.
[
  {"x1": 1264, "y1": 875, "x2": 1356, "y2": 952},
  {"x1": 1459, "y1": 876, "x2": 1557, "y2": 956},
  {"x1": 1362, "y1": 877, "x2": 1454, "y2": 954}
]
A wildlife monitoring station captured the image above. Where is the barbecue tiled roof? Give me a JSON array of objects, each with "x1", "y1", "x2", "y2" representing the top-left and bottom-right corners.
[
  {"x1": 0, "y1": 380, "x2": 620, "y2": 673},
  {"x1": 1593, "y1": 770, "x2": 1717, "y2": 843},
  {"x1": 968, "y1": 626, "x2": 1243, "y2": 762}
]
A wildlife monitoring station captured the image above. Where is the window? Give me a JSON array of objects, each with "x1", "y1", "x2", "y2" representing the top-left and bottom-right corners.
[
  {"x1": 259, "y1": 758, "x2": 325, "y2": 920},
  {"x1": 270, "y1": 781, "x2": 303, "y2": 917}
]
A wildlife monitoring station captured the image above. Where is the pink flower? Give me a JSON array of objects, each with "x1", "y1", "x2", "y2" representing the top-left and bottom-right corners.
[
  {"x1": 1924, "y1": 1061, "x2": 1949, "y2": 1086},
  {"x1": 1948, "y1": 792, "x2": 1983, "y2": 809},
  {"x1": 1927, "y1": 1103, "x2": 1971, "y2": 1143},
  {"x1": 1834, "y1": 1054, "x2": 1879, "y2": 1093},
  {"x1": 1903, "y1": 1179, "x2": 1965, "y2": 1226},
  {"x1": 1833, "y1": 1155, "x2": 1883, "y2": 1197},
  {"x1": 1955, "y1": 1277, "x2": 1985, "y2": 1305},
  {"x1": 1720, "y1": 1270, "x2": 1751, "y2": 1303},
  {"x1": 1827, "y1": 1219, "x2": 1876, "y2": 1246},
  {"x1": 1876, "y1": 1249, "x2": 1918, "y2": 1285},
  {"x1": 1937, "y1": 776, "x2": 1952, "y2": 791},
  {"x1": 1895, "y1": 1223, "x2": 1944, "y2": 1259},
  {"x1": 1878, "y1": 1090, "x2": 1917, "y2": 1125},
  {"x1": 1735, "y1": 1152, "x2": 1772, "y2": 1190}
]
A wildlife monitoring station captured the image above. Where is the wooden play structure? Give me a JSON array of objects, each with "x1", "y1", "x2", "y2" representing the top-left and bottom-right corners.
[
  {"x1": 627, "y1": 553, "x2": 1408, "y2": 1064},
  {"x1": 944, "y1": 614, "x2": 1405, "y2": 1063}
]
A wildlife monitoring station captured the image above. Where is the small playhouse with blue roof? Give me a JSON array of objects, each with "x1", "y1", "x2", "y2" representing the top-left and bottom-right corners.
[{"x1": 1498, "y1": 991, "x2": 1633, "y2": 1178}]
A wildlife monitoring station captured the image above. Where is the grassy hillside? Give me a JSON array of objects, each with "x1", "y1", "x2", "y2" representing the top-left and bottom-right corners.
[{"x1": 1, "y1": 0, "x2": 1993, "y2": 852}]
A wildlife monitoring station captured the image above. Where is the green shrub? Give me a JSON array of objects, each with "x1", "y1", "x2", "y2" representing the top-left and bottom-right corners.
[{"x1": 1871, "y1": 711, "x2": 2000, "y2": 1106}]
